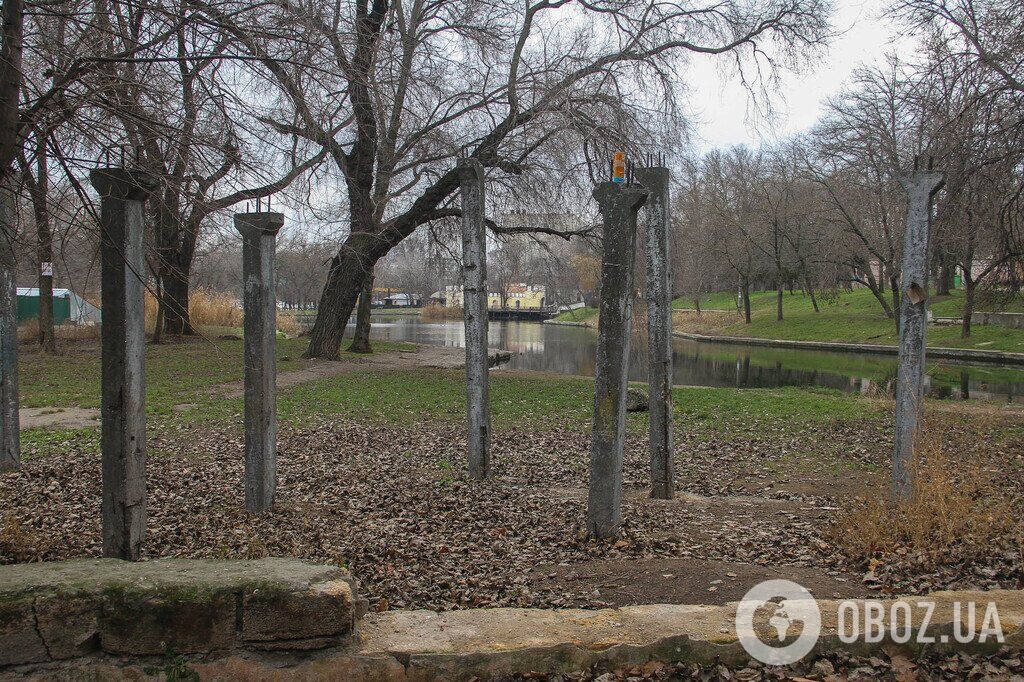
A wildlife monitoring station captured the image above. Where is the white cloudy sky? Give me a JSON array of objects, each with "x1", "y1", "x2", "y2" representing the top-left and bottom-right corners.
[{"x1": 683, "y1": 0, "x2": 912, "y2": 151}]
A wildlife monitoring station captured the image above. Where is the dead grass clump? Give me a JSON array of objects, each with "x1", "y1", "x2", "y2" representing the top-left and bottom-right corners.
[
  {"x1": 144, "y1": 288, "x2": 243, "y2": 332},
  {"x1": 0, "y1": 517, "x2": 52, "y2": 564},
  {"x1": 421, "y1": 303, "x2": 462, "y2": 320},
  {"x1": 827, "y1": 432, "x2": 1018, "y2": 570},
  {"x1": 189, "y1": 289, "x2": 243, "y2": 328},
  {"x1": 276, "y1": 310, "x2": 302, "y2": 336},
  {"x1": 671, "y1": 309, "x2": 738, "y2": 335}
]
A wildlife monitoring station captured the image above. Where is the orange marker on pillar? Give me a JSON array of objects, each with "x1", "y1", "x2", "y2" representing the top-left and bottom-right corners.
[{"x1": 612, "y1": 151, "x2": 626, "y2": 184}]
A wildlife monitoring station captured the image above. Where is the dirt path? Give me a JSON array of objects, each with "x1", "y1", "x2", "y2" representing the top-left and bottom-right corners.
[
  {"x1": 219, "y1": 343, "x2": 467, "y2": 398},
  {"x1": 19, "y1": 406, "x2": 100, "y2": 430}
]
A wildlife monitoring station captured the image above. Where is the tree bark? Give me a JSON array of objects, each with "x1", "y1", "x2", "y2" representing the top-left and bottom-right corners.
[
  {"x1": 776, "y1": 284, "x2": 783, "y2": 321},
  {"x1": 347, "y1": 270, "x2": 374, "y2": 353}
]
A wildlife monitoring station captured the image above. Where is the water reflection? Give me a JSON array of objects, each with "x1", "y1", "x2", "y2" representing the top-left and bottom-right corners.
[{"x1": 350, "y1": 315, "x2": 1024, "y2": 402}]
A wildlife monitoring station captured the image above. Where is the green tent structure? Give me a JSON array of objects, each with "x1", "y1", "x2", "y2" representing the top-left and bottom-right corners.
[{"x1": 16, "y1": 288, "x2": 101, "y2": 325}]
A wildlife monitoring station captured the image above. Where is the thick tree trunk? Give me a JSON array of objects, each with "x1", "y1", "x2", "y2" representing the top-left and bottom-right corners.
[
  {"x1": 776, "y1": 285, "x2": 783, "y2": 321},
  {"x1": 961, "y1": 279, "x2": 976, "y2": 339},
  {"x1": 692, "y1": 296, "x2": 700, "y2": 314},
  {"x1": 347, "y1": 270, "x2": 374, "y2": 353},
  {"x1": 305, "y1": 246, "x2": 369, "y2": 360},
  {"x1": 160, "y1": 261, "x2": 193, "y2": 335}
]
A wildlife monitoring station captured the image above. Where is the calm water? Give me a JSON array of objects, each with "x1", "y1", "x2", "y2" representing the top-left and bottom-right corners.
[{"x1": 349, "y1": 314, "x2": 1024, "y2": 402}]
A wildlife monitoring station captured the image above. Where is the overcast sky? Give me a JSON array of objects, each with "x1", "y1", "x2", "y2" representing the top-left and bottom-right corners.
[{"x1": 683, "y1": 0, "x2": 911, "y2": 152}]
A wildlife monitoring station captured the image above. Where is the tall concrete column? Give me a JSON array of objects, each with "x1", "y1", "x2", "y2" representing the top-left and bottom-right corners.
[
  {"x1": 0, "y1": 185, "x2": 19, "y2": 472},
  {"x1": 459, "y1": 159, "x2": 491, "y2": 480},
  {"x1": 634, "y1": 166, "x2": 674, "y2": 500},
  {"x1": 234, "y1": 211, "x2": 285, "y2": 513},
  {"x1": 91, "y1": 167, "x2": 155, "y2": 560},
  {"x1": 893, "y1": 170, "x2": 944, "y2": 501},
  {"x1": 587, "y1": 181, "x2": 648, "y2": 539}
]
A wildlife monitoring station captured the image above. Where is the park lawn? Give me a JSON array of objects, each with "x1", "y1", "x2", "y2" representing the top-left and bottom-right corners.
[
  {"x1": 279, "y1": 365, "x2": 885, "y2": 436},
  {"x1": 551, "y1": 306, "x2": 598, "y2": 324},
  {"x1": 18, "y1": 335, "x2": 411, "y2": 415},
  {"x1": 672, "y1": 288, "x2": 1024, "y2": 353}
]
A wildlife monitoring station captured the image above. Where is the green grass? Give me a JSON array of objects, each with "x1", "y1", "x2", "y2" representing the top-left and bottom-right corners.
[
  {"x1": 278, "y1": 366, "x2": 883, "y2": 438},
  {"x1": 18, "y1": 337, "x2": 412, "y2": 415},
  {"x1": 673, "y1": 288, "x2": 1024, "y2": 353},
  {"x1": 552, "y1": 306, "x2": 598, "y2": 324}
]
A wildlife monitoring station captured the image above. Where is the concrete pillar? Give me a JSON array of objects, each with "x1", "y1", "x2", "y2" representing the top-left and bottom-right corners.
[
  {"x1": 634, "y1": 166, "x2": 674, "y2": 500},
  {"x1": 234, "y1": 211, "x2": 285, "y2": 513},
  {"x1": 0, "y1": 185, "x2": 19, "y2": 472},
  {"x1": 459, "y1": 159, "x2": 491, "y2": 480},
  {"x1": 587, "y1": 181, "x2": 648, "y2": 539},
  {"x1": 91, "y1": 168, "x2": 156, "y2": 560},
  {"x1": 893, "y1": 170, "x2": 944, "y2": 502}
]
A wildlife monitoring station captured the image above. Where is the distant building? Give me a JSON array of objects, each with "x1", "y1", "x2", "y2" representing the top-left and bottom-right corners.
[
  {"x1": 441, "y1": 283, "x2": 546, "y2": 309},
  {"x1": 16, "y1": 288, "x2": 101, "y2": 324},
  {"x1": 371, "y1": 289, "x2": 422, "y2": 307}
]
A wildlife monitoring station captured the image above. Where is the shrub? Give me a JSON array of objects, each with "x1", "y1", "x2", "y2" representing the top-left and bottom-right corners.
[
  {"x1": 421, "y1": 303, "x2": 462, "y2": 320},
  {"x1": 827, "y1": 428, "x2": 1017, "y2": 570}
]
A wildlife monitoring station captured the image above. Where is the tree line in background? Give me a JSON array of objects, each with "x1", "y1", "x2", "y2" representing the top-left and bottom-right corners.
[
  {"x1": 1, "y1": 0, "x2": 831, "y2": 355},
  {"x1": 2, "y1": 0, "x2": 1020, "y2": 351},
  {"x1": 674, "y1": 0, "x2": 1024, "y2": 338}
]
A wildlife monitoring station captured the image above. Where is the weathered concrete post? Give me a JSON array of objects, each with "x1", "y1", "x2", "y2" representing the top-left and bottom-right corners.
[
  {"x1": 459, "y1": 159, "x2": 491, "y2": 480},
  {"x1": 0, "y1": 185, "x2": 19, "y2": 472},
  {"x1": 893, "y1": 170, "x2": 944, "y2": 502},
  {"x1": 587, "y1": 180, "x2": 648, "y2": 539},
  {"x1": 234, "y1": 209, "x2": 285, "y2": 513},
  {"x1": 634, "y1": 166, "x2": 674, "y2": 500},
  {"x1": 91, "y1": 167, "x2": 156, "y2": 559}
]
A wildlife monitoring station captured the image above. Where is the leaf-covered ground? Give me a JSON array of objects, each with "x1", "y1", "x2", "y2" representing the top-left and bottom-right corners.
[{"x1": 3, "y1": 356, "x2": 1023, "y2": 612}]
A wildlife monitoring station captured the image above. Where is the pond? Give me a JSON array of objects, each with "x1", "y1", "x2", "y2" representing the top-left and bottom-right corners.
[{"x1": 350, "y1": 314, "x2": 1024, "y2": 402}]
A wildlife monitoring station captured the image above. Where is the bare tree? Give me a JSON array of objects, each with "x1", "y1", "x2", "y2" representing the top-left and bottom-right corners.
[{"x1": 188, "y1": 0, "x2": 833, "y2": 358}]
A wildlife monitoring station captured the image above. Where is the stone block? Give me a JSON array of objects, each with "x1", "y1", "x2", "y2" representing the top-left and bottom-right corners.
[
  {"x1": 0, "y1": 597, "x2": 48, "y2": 666},
  {"x1": 34, "y1": 592, "x2": 102, "y2": 660},
  {"x1": 99, "y1": 587, "x2": 236, "y2": 655},
  {"x1": 242, "y1": 578, "x2": 355, "y2": 647}
]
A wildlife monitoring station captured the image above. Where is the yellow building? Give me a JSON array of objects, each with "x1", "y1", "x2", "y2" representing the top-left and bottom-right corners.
[{"x1": 442, "y1": 284, "x2": 546, "y2": 309}]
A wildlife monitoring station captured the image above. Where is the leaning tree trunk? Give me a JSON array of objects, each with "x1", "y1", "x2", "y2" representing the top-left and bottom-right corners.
[
  {"x1": 305, "y1": 246, "x2": 371, "y2": 360},
  {"x1": 347, "y1": 270, "x2": 374, "y2": 353},
  {"x1": 804, "y1": 274, "x2": 820, "y2": 313}
]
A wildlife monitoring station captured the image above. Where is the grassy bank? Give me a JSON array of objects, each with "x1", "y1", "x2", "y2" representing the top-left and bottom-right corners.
[
  {"x1": 551, "y1": 306, "x2": 598, "y2": 324},
  {"x1": 673, "y1": 288, "x2": 1024, "y2": 353}
]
